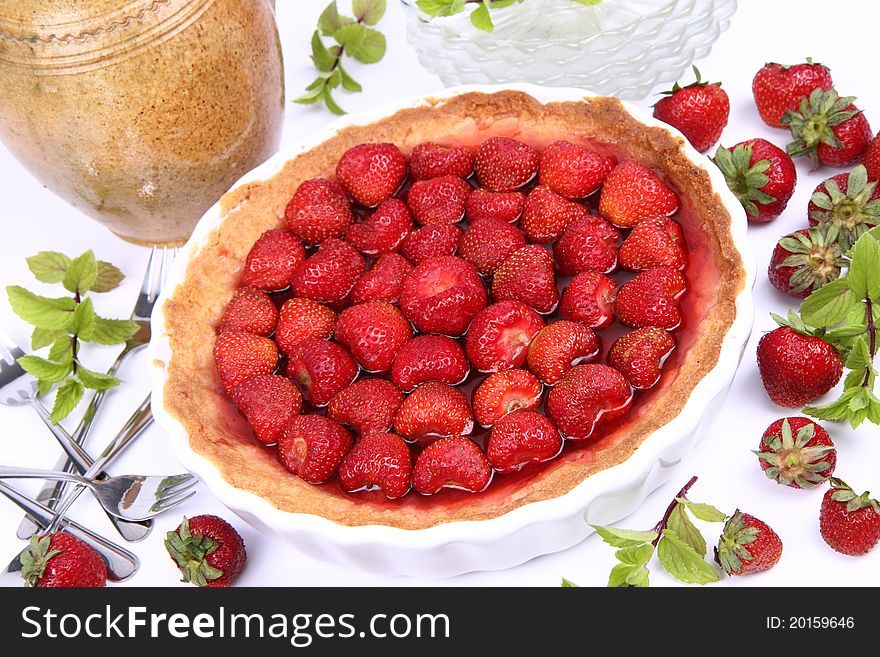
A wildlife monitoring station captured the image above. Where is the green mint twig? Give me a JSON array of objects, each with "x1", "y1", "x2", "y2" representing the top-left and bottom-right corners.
[{"x1": 6, "y1": 250, "x2": 138, "y2": 423}]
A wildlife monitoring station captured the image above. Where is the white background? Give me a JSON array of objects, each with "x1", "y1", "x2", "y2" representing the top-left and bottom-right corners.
[{"x1": 1, "y1": 0, "x2": 878, "y2": 587}]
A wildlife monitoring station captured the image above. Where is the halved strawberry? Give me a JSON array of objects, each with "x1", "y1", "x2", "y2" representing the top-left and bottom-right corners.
[
  {"x1": 618, "y1": 216, "x2": 687, "y2": 272},
  {"x1": 412, "y1": 437, "x2": 492, "y2": 495},
  {"x1": 241, "y1": 229, "x2": 305, "y2": 292},
  {"x1": 614, "y1": 267, "x2": 687, "y2": 329},
  {"x1": 399, "y1": 256, "x2": 487, "y2": 336},
  {"x1": 465, "y1": 300, "x2": 545, "y2": 373},
  {"x1": 390, "y1": 335, "x2": 469, "y2": 392},
  {"x1": 232, "y1": 374, "x2": 302, "y2": 445},
  {"x1": 474, "y1": 136, "x2": 539, "y2": 192},
  {"x1": 334, "y1": 301, "x2": 412, "y2": 373},
  {"x1": 539, "y1": 140, "x2": 613, "y2": 199},
  {"x1": 335, "y1": 142, "x2": 407, "y2": 207},
  {"x1": 598, "y1": 161, "x2": 678, "y2": 228},
  {"x1": 559, "y1": 272, "x2": 617, "y2": 330},
  {"x1": 407, "y1": 175, "x2": 471, "y2": 225},
  {"x1": 274, "y1": 298, "x2": 336, "y2": 356},
  {"x1": 526, "y1": 320, "x2": 600, "y2": 386},
  {"x1": 277, "y1": 415, "x2": 353, "y2": 484},
  {"x1": 219, "y1": 287, "x2": 278, "y2": 336},
  {"x1": 486, "y1": 410, "x2": 563, "y2": 473},
  {"x1": 520, "y1": 185, "x2": 591, "y2": 243},
  {"x1": 345, "y1": 197, "x2": 413, "y2": 255},
  {"x1": 393, "y1": 381, "x2": 474, "y2": 442},
  {"x1": 492, "y1": 245, "x2": 559, "y2": 314},
  {"x1": 409, "y1": 142, "x2": 474, "y2": 181},
  {"x1": 213, "y1": 331, "x2": 278, "y2": 395},
  {"x1": 327, "y1": 378, "x2": 404, "y2": 435},
  {"x1": 350, "y1": 253, "x2": 412, "y2": 304},
  {"x1": 552, "y1": 214, "x2": 621, "y2": 276},
  {"x1": 400, "y1": 224, "x2": 462, "y2": 264},
  {"x1": 458, "y1": 218, "x2": 527, "y2": 276},
  {"x1": 338, "y1": 432, "x2": 412, "y2": 499},
  {"x1": 284, "y1": 178, "x2": 353, "y2": 245},
  {"x1": 545, "y1": 364, "x2": 633, "y2": 441},
  {"x1": 285, "y1": 338, "x2": 358, "y2": 407},
  {"x1": 290, "y1": 238, "x2": 365, "y2": 305},
  {"x1": 465, "y1": 188, "x2": 526, "y2": 223},
  {"x1": 472, "y1": 369, "x2": 543, "y2": 428},
  {"x1": 607, "y1": 327, "x2": 676, "y2": 389}
]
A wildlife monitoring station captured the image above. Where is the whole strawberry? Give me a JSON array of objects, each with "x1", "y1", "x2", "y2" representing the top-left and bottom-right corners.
[
  {"x1": 714, "y1": 139, "x2": 796, "y2": 223},
  {"x1": 21, "y1": 533, "x2": 107, "y2": 587},
  {"x1": 412, "y1": 437, "x2": 492, "y2": 495},
  {"x1": 458, "y1": 218, "x2": 526, "y2": 276},
  {"x1": 782, "y1": 89, "x2": 872, "y2": 167},
  {"x1": 599, "y1": 161, "x2": 678, "y2": 228},
  {"x1": 338, "y1": 432, "x2": 412, "y2": 499},
  {"x1": 819, "y1": 478, "x2": 880, "y2": 556},
  {"x1": 409, "y1": 142, "x2": 473, "y2": 181},
  {"x1": 274, "y1": 298, "x2": 336, "y2": 356},
  {"x1": 277, "y1": 415, "x2": 354, "y2": 483},
  {"x1": 553, "y1": 214, "x2": 621, "y2": 276},
  {"x1": 752, "y1": 58, "x2": 833, "y2": 128},
  {"x1": 335, "y1": 142, "x2": 407, "y2": 207},
  {"x1": 607, "y1": 327, "x2": 676, "y2": 390},
  {"x1": 538, "y1": 140, "x2": 612, "y2": 199},
  {"x1": 407, "y1": 175, "x2": 471, "y2": 226},
  {"x1": 213, "y1": 331, "x2": 278, "y2": 395},
  {"x1": 807, "y1": 165, "x2": 880, "y2": 249},
  {"x1": 618, "y1": 216, "x2": 686, "y2": 272},
  {"x1": 285, "y1": 178, "x2": 353, "y2": 245},
  {"x1": 350, "y1": 253, "x2": 412, "y2": 304},
  {"x1": 653, "y1": 66, "x2": 729, "y2": 152},
  {"x1": 394, "y1": 381, "x2": 474, "y2": 442},
  {"x1": 756, "y1": 326, "x2": 843, "y2": 407},
  {"x1": 614, "y1": 267, "x2": 686, "y2": 330},
  {"x1": 165, "y1": 515, "x2": 247, "y2": 587},
  {"x1": 291, "y1": 238, "x2": 365, "y2": 305},
  {"x1": 400, "y1": 224, "x2": 462, "y2": 264},
  {"x1": 327, "y1": 378, "x2": 403, "y2": 435},
  {"x1": 486, "y1": 410, "x2": 563, "y2": 473},
  {"x1": 754, "y1": 417, "x2": 836, "y2": 488},
  {"x1": 520, "y1": 185, "x2": 590, "y2": 243},
  {"x1": 465, "y1": 188, "x2": 525, "y2": 224},
  {"x1": 334, "y1": 301, "x2": 412, "y2": 373},
  {"x1": 474, "y1": 136, "x2": 539, "y2": 192},
  {"x1": 546, "y1": 364, "x2": 633, "y2": 441},
  {"x1": 716, "y1": 510, "x2": 782, "y2": 576},
  {"x1": 768, "y1": 228, "x2": 844, "y2": 298},
  {"x1": 286, "y1": 338, "x2": 358, "y2": 407},
  {"x1": 232, "y1": 374, "x2": 302, "y2": 445},
  {"x1": 240, "y1": 229, "x2": 305, "y2": 292},
  {"x1": 391, "y1": 334, "x2": 469, "y2": 392},
  {"x1": 862, "y1": 131, "x2": 880, "y2": 181},
  {"x1": 345, "y1": 197, "x2": 413, "y2": 255},
  {"x1": 492, "y1": 245, "x2": 559, "y2": 315},
  {"x1": 219, "y1": 287, "x2": 278, "y2": 336}
]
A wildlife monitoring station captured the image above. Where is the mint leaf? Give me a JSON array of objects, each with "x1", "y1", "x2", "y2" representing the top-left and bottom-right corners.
[
  {"x1": 17, "y1": 355, "x2": 71, "y2": 383},
  {"x1": 47, "y1": 337, "x2": 73, "y2": 364},
  {"x1": 561, "y1": 577, "x2": 579, "y2": 588},
  {"x1": 68, "y1": 297, "x2": 96, "y2": 340},
  {"x1": 592, "y1": 525, "x2": 658, "y2": 548},
  {"x1": 338, "y1": 64, "x2": 362, "y2": 92},
  {"x1": 416, "y1": 0, "x2": 466, "y2": 17},
  {"x1": 31, "y1": 327, "x2": 64, "y2": 351},
  {"x1": 616, "y1": 544, "x2": 654, "y2": 567},
  {"x1": 26, "y1": 252, "x2": 70, "y2": 284},
  {"x1": 77, "y1": 366, "x2": 121, "y2": 391},
  {"x1": 62, "y1": 250, "x2": 98, "y2": 295},
  {"x1": 7, "y1": 286, "x2": 76, "y2": 330},
  {"x1": 92, "y1": 261, "x2": 125, "y2": 293},
  {"x1": 666, "y1": 504, "x2": 706, "y2": 556},
  {"x1": 321, "y1": 86, "x2": 346, "y2": 116},
  {"x1": 656, "y1": 529, "x2": 719, "y2": 585},
  {"x1": 91, "y1": 316, "x2": 139, "y2": 346},
  {"x1": 334, "y1": 24, "x2": 386, "y2": 64},
  {"x1": 310, "y1": 30, "x2": 337, "y2": 72},
  {"x1": 51, "y1": 378, "x2": 83, "y2": 423},
  {"x1": 469, "y1": 1, "x2": 494, "y2": 31},
  {"x1": 625, "y1": 566, "x2": 650, "y2": 587},
  {"x1": 318, "y1": 1, "x2": 355, "y2": 35},
  {"x1": 678, "y1": 499, "x2": 727, "y2": 522},
  {"x1": 36, "y1": 378, "x2": 53, "y2": 396},
  {"x1": 608, "y1": 563, "x2": 639, "y2": 587},
  {"x1": 296, "y1": 78, "x2": 328, "y2": 105},
  {"x1": 353, "y1": 0, "x2": 386, "y2": 25},
  {"x1": 801, "y1": 278, "x2": 858, "y2": 328},
  {"x1": 804, "y1": 386, "x2": 863, "y2": 424},
  {"x1": 848, "y1": 232, "x2": 880, "y2": 301}
]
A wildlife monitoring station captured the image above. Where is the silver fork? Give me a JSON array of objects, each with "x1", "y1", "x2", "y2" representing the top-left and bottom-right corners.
[
  {"x1": 0, "y1": 467, "x2": 197, "y2": 522},
  {"x1": 14, "y1": 246, "x2": 175, "y2": 541}
]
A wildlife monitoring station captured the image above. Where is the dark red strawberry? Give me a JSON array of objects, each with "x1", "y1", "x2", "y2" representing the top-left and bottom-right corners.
[
  {"x1": 21, "y1": 533, "x2": 106, "y2": 588},
  {"x1": 285, "y1": 338, "x2": 358, "y2": 406},
  {"x1": 492, "y1": 245, "x2": 558, "y2": 314},
  {"x1": 219, "y1": 287, "x2": 278, "y2": 336},
  {"x1": 782, "y1": 89, "x2": 872, "y2": 167},
  {"x1": 714, "y1": 139, "x2": 797, "y2": 224},
  {"x1": 391, "y1": 334, "x2": 469, "y2": 392},
  {"x1": 213, "y1": 331, "x2": 278, "y2": 395},
  {"x1": 232, "y1": 374, "x2": 302, "y2": 445},
  {"x1": 614, "y1": 267, "x2": 686, "y2": 330},
  {"x1": 334, "y1": 301, "x2": 412, "y2": 373},
  {"x1": 819, "y1": 478, "x2": 880, "y2": 556},
  {"x1": 755, "y1": 417, "x2": 836, "y2": 489},
  {"x1": 653, "y1": 67, "x2": 730, "y2": 152},
  {"x1": 474, "y1": 136, "x2": 539, "y2": 192},
  {"x1": 756, "y1": 326, "x2": 843, "y2": 407},
  {"x1": 345, "y1": 197, "x2": 413, "y2": 255},
  {"x1": 407, "y1": 175, "x2": 471, "y2": 225},
  {"x1": 338, "y1": 432, "x2": 412, "y2": 499},
  {"x1": 394, "y1": 381, "x2": 474, "y2": 442},
  {"x1": 274, "y1": 298, "x2": 336, "y2": 356},
  {"x1": 526, "y1": 320, "x2": 600, "y2": 386},
  {"x1": 716, "y1": 511, "x2": 782, "y2": 576},
  {"x1": 768, "y1": 228, "x2": 844, "y2": 298},
  {"x1": 553, "y1": 214, "x2": 621, "y2": 276},
  {"x1": 472, "y1": 368, "x2": 543, "y2": 428},
  {"x1": 400, "y1": 223, "x2": 462, "y2": 264},
  {"x1": 599, "y1": 161, "x2": 678, "y2": 228},
  {"x1": 520, "y1": 185, "x2": 590, "y2": 243},
  {"x1": 284, "y1": 178, "x2": 353, "y2": 245},
  {"x1": 458, "y1": 218, "x2": 526, "y2": 276},
  {"x1": 165, "y1": 515, "x2": 246, "y2": 587},
  {"x1": 538, "y1": 140, "x2": 613, "y2": 199},
  {"x1": 546, "y1": 364, "x2": 633, "y2": 441},
  {"x1": 290, "y1": 238, "x2": 365, "y2": 305},
  {"x1": 752, "y1": 59, "x2": 833, "y2": 128},
  {"x1": 409, "y1": 142, "x2": 474, "y2": 181},
  {"x1": 351, "y1": 253, "x2": 413, "y2": 304},
  {"x1": 807, "y1": 166, "x2": 880, "y2": 249},
  {"x1": 335, "y1": 142, "x2": 407, "y2": 207},
  {"x1": 607, "y1": 327, "x2": 676, "y2": 390},
  {"x1": 486, "y1": 410, "x2": 562, "y2": 473},
  {"x1": 559, "y1": 271, "x2": 617, "y2": 330},
  {"x1": 465, "y1": 188, "x2": 526, "y2": 223},
  {"x1": 618, "y1": 216, "x2": 686, "y2": 272},
  {"x1": 241, "y1": 228, "x2": 305, "y2": 292},
  {"x1": 465, "y1": 300, "x2": 545, "y2": 373},
  {"x1": 277, "y1": 415, "x2": 353, "y2": 484},
  {"x1": 412, "y1": 436, "x2": 492, "y2": 495},
  {"x1": 399, "y1": 256, "x2": 487, "y2": 336},
  {"x1": 327, "y1": 378, "x2": 404, "y2": 435},
  {"x1": 862, "y1": 131, "x2": 880, "y2": 181}
]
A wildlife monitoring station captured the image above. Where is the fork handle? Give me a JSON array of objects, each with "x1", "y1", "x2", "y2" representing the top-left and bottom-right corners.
[{"x1": 0, "y1": 466, "x2": 91, "y2": 484}]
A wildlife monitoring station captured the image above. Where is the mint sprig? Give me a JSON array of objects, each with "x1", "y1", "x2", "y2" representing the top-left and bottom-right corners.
[
  {"x1": 416, "y1": 0, "x2": 601, "y2": 33},
  {"x1": 296, "y1": 1, "x2": 388, "y2": 115},
  {"x1": 6, "y1": 250, "x2": 138, "y2": 423}
]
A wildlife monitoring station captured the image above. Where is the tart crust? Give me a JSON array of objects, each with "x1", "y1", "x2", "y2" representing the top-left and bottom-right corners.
[{"x1": 159, "y1": 91, "x2": 746, "y2": 530}]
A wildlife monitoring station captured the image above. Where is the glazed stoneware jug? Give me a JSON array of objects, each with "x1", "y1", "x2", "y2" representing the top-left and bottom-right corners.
[{"x1": 0, "y1": 0, "x2": 284, "y2": 245}]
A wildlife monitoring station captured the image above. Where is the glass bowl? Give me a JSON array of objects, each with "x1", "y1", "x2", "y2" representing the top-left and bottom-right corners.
[{"x1": 400, "y1": 0, "x2": 737, "y2": 100}]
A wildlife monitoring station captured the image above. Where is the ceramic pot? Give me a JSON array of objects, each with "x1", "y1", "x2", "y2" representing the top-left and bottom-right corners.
[{"x1": 0, "y1": 0, "x2": 284, "y2": 245}]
